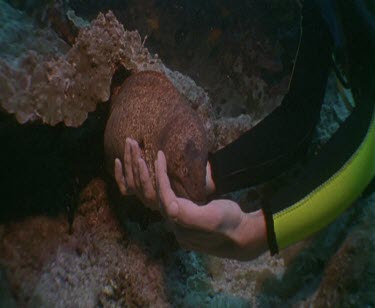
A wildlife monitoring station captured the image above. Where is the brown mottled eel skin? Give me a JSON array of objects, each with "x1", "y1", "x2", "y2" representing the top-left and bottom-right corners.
[{"x1": 104, "y1": 71, "x2": 208, "y2": 203}]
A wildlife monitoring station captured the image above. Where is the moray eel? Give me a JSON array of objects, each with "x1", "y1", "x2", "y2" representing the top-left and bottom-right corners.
[{"x1": 104, "y1": 71, "x2": 208, "y2": 203}]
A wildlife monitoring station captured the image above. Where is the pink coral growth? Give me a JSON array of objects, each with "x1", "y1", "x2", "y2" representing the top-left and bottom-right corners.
[{"x1": 0, "y1": 10, "x2": 162, "y2": 126}]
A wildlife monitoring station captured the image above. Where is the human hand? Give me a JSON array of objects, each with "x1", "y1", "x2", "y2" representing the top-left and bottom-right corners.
[
  {"x1": 114, "y1": 138, "x2": 158, "y2": 211},
  {"x1": 155, "y1": 151, "x2": 268, "y2": 260},
  {"x1": 114, "y1": 138, "x2": 215, "y2": 211}
]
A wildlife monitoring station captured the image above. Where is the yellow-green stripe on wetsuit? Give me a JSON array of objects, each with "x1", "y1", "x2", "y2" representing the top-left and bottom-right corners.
[{"x1": 274, "y1": 106, "x2": 375, "y2": 249}]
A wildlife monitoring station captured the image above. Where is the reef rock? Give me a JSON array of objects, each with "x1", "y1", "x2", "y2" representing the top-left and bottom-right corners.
[
  {"x1": 0, "y1": 6, "x2": 162, "y2": 126},
  {"x1": 0, "y1": 4, "x2": 252, "y2": 152}
]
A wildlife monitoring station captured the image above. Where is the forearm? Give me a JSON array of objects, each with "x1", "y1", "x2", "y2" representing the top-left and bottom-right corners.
[{"x1": 233, "y1": 209, "x2": 268, "y2": 261}]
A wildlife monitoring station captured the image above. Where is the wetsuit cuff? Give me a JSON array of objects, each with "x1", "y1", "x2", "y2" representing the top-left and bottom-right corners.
[{"x1": 262, "y1": 207, "x2": 279, "y2": 255}]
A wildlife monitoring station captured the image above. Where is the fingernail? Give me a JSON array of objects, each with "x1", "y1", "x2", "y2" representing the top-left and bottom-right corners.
[
  {"x1": 115, "y1": 158, "x2": 122, "y2": 168},
  {"x1": 125, "y1": 139, "x2": 130, "y2": 152},
  {"x1": 158, "y1": 151, "x2": 166, "y2": 166}
]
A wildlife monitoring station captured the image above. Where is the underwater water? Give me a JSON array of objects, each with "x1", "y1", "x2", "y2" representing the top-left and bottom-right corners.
[{"x1": 1, "y1": 1, "x2": 375, "y2": 307}]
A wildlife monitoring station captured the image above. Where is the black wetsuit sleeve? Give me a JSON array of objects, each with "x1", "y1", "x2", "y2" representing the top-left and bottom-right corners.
[{"x1": 209, "y1": 1, "x2": 332, "y2": 195}]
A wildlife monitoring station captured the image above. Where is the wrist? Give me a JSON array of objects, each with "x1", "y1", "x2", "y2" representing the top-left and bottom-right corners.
[{"x1": 235, "y1": 209, "x2": 268, "y2": 260}]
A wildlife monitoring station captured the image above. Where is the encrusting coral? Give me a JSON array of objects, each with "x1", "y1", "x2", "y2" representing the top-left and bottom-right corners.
[{"x1": 0, "y1": 6, "x2": 160, "y2": 126}]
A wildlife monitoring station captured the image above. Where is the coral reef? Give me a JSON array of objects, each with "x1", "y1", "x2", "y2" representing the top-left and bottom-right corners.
[
  {"x1": 2, "y1": 1, "x2": 373, "y2": 307},
  {"x1": 0, "y1": 4, "x2": 161, "y2": 126},
  {"x1": 0, "y1": 2, "x2": 251, "y2": 151},
  {"x1": 4, "y1": 179, "x2": 372, "y2": 307},
  {"x1": 0, "y1": 179, "x2": 170, "y2": 307},
  {"x1": 310, "y1": 193, "x2": 375, "y2": 307}
]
